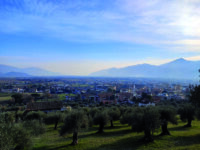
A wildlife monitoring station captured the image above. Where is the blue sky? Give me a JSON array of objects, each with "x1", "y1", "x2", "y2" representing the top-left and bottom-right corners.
[{"x1": 0, "y1": 0, "x2": 200, "y2": 75}]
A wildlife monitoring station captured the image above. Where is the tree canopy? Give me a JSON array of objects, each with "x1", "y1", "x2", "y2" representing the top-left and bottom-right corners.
[
  {"x1": 93, "y1": 110, "x2": 109, "y2": 133},
  {"x1": 60, "y1": 110, "x2": 88, "y2": 145},
  {"x1": 130, "y1": 107, "x2": 160, "y2": 142},
  {"x1": 158, "y1": 106, "x2": 177, "y2": 135},
  {"x1": 178, "y1": 104, "x2": 195, "y2": 127}
]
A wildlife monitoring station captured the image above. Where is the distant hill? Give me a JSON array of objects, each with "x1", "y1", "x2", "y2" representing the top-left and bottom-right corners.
[
  {"x1": 90, "y1": 58, "x2": 200, "y2": 80},
  {"x1": 0, "y1": 72, "x2": 32, "y2": 77},
  {"x1": 0, "y1": 64, "x2": 60, "y2": 77}
]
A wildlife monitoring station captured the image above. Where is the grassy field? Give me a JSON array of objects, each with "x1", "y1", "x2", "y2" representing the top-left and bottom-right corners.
[
  {"x1": 0, "y1": 93, "x2": 12, "y2": 102},
  {"x1": 0, "y1": 96, "x2": 11, "y2": 101},
  {"x1": 58, "y1": 94, "x2": 67, "y2": 101},
  {"x1": 32, "y1": 119, "x2": 200, "y2": 150}
]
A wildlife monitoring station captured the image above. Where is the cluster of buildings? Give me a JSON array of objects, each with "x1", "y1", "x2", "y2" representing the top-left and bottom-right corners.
[{"x1": 0, "y1": 77, "x2": 191, "y2": 106}]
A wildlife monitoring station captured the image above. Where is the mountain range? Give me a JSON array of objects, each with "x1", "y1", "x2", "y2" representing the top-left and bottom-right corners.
[
  {"x1": 0, "y1": 64, "x2": 60, "y2": 77},
  {"x1": 90, "y1": 58, "x2": 200, "y2": 80},
  {"x1": 1, "y1": 58, "x2": 199, "y2": 79}
]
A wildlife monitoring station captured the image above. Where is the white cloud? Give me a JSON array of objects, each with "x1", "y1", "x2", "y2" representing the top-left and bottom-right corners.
[
  {"x1": 0, "y1": 0, "x2": 200, "y2": 52},
  {"x1": 186, "y1": 55, "x2": 200, "y2": 61}
]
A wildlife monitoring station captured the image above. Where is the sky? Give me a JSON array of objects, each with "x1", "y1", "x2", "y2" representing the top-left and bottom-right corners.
[{"x1": 0, "y1": 0, "x2": 200, "y2": 75}]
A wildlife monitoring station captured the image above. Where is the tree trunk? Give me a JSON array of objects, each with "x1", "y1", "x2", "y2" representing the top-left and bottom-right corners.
[
  {"x1": 54, "y1": 120, "x2": 58, "y2": 130},
  {"x1": 110, "y1": 120, "x2": 114, "y2": 127},
  {"x1": 71, "y1": 132, "x2": 78, "y2": 145},
  {"x1": 160, "y1": 122, "x2": 170, "y2": 135},
  {"x1": 97, "y1": 124, "x2": 104, "y2": 133},
  {"x1": 185, "y1": 119, "x2": 192, "y2": 127},
  {"x1": 143, "y1": 129, "x2": 154, "y2": 142},
  {"x1": 15, "y1": 114, "x2": 19, "y2": 123}
]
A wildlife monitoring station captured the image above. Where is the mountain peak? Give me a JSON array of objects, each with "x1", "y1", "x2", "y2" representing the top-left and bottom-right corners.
[
  {"x1": 174, "y1": 58, "x2": 187, "y2": 62},
  {"x1": 160, "y1": 58, "x2": 189, "y2": 67}
]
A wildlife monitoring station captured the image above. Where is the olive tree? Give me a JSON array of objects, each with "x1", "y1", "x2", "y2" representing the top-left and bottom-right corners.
[
  {"x1": 93, "y1": 110, "x2": 109, "y2": 133},
  {"x1": 158, "y1": 107, "x2": 177, "y2": 135},
  {"x1": 45, "y1": 112, "x2": 64, "y2": 130},
  {"x1": 178, "y1": 104, "x2": 195, "y2": 127},
  {"x1": 60, "y1": 110, "x2": 88, "y2": 145},
  {"x1": 189, "y1": 85, "x2": 200, "y2": 108},
  {"x1": 120, "y1": 107, "x2": 135, "y2": 125},
  {"x1": 107, "y1": 107, "x2": 120, "y2": 127},
  {"x1": 89, "y1": 107, "x2": 99, "y2": 118},
  {"x1": 130, "y1": 107, "x2": 160, "y2": 142}
]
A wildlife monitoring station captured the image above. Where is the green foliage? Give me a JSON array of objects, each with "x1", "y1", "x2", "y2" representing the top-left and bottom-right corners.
[
  {"x1": 130, "y1": 107, "x2": 160, "y2": 132},
  {"x1": 60, "y1": 110, "x2": 88, "y2": 136},
  {"x1": 196, "y1": 109, "x2": 200, "y2": 120},
  {"x1": 0, "y1": 113, "x2": 32, "y2": 150},
  {"x1": 120, "y1": 107, "x2": 134, "y2": 125},
  {"x1": 45, "y1": 112, "x2": 64, "y2": 124},
  {"x1": 12, "y1": 124, "x2": 33, "y2": 150},
  {"x1": 15, "y1": 110, "x2": 24, "y2": 122},
  {"x1": 45, "y1": 111, "x2": 65, "y2": 130},
  {"x1": 23, "y1": 120, "x2": 46, "y2": 136},
  {"x1": 159, "y1": 106, "x2": 178, "y2": 125},
  {"x1": 118, "y1": 106, "x2": 128, "y2": 116},
  {"x1": 82, "y1": 107, "x2": 90, "y2": 115},
  {"x1": 88, "y1": 114, "x2": 93, "y2": 127},
  {"x1": 178, "y1": 104, "x2": 195, "y2": 127},
  {"x1": 127, "y1": 107, "x2": 160, "y2": 142},
  {"x1": 0, "y1": 115, "x2": 13, "y2": 150},
  {"x1": 89, "y1": 107, "x2": 99, "y2": 118},
  {"x1": 93, "y1": 110, "x2": 109, "y2": 133},
  {"x1": 189, "y1": 85, "x2": 200, "y2": 107},
  {"x1": 25, "y1": 111, "x2": 46, "y2": 122},
  {"x1": 3, "y1": 111, "x2": 15, "y2": 123},
  {"x1": 108, "y1": 107, "x2": 120, "y2": 121},
  {"x1": 158, "y1": 106, "x2": 178, "y2": 135},
  {"x1": 11, "y1": 93, "x2": 23, "y2": 103}
]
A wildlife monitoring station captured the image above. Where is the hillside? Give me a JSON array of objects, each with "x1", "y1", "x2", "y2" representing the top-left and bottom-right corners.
[
  {"x1": 32, "y1": 120, "x2": 200, "y2": 150},
  {"x1": 0, "y1": 64, "x2": 60, "y2": 77}
]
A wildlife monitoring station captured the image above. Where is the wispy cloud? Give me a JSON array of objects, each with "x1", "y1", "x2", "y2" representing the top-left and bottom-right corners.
[
  {"x1": 0, "y1": 0, "x2": 200, "y2": 52},
  {"x1": 186, "y1": 55, "x2": 200, "y2": 61}
]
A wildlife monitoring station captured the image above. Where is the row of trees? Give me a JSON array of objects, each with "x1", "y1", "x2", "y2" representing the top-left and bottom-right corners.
[
  {"x1": 59, "y1": 103, "x2": 198, "y2": 144},
  {"x1": 0, "y1": 103, "x2": 198, "y2": 149}
]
